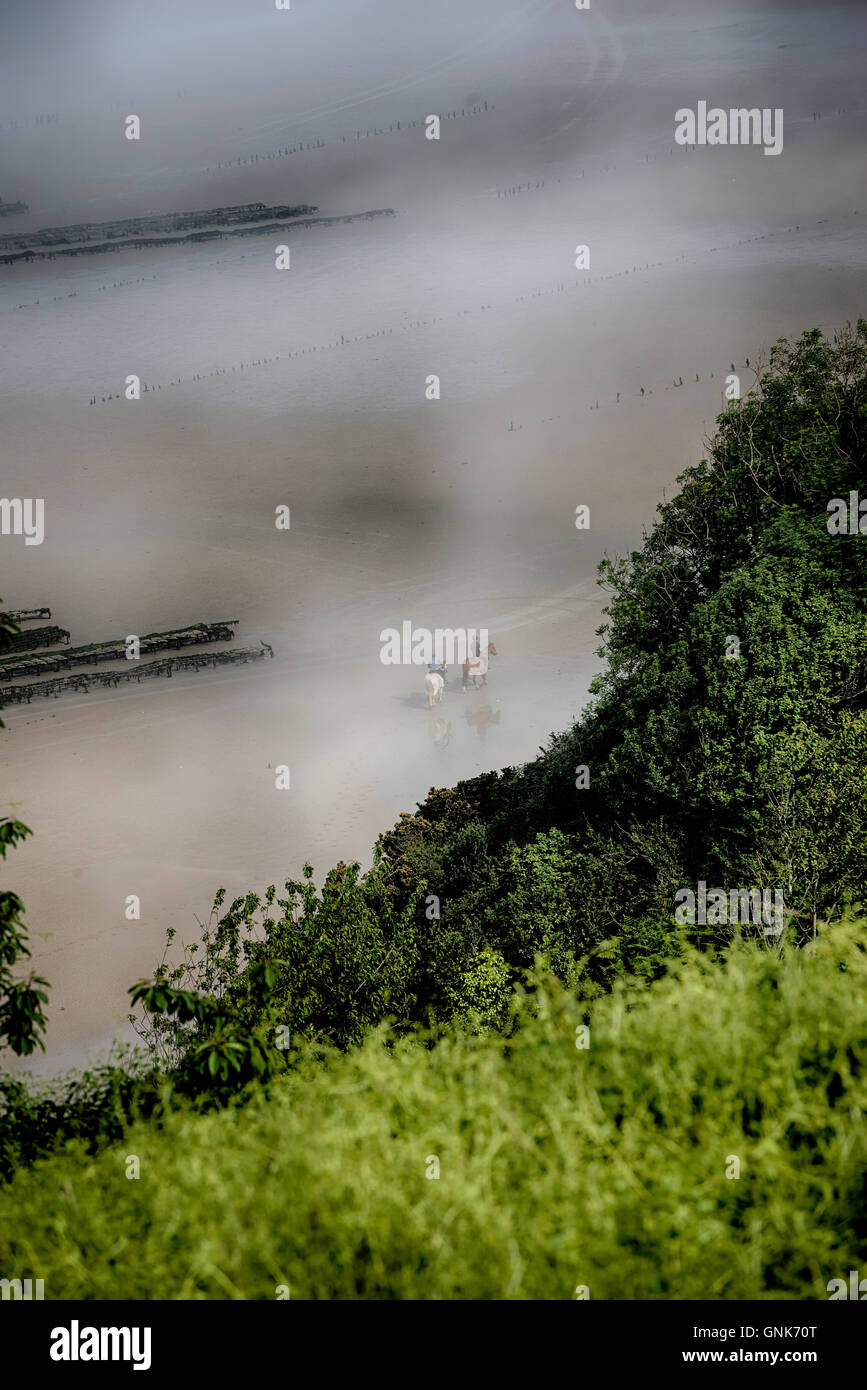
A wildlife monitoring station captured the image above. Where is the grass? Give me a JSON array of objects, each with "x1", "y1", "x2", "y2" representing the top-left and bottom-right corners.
[{"x1": 1, "y1": 925, "x2": 865, "y2": 1300}]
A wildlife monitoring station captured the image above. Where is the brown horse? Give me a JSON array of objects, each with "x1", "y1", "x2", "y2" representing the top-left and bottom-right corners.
[{"x1": 461, "y1": 641, "x2": 497, "y2": 692}]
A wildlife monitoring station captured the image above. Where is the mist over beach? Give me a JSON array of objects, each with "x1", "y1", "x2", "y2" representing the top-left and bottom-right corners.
[{"x1": 1, "y1": 0, "x2": 865, "y2": 1069}]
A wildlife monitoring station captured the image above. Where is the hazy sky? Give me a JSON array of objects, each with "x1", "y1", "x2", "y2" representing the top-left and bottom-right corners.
[{"x1": 2, "y1": 0, "x2": 865, "y2": 226}]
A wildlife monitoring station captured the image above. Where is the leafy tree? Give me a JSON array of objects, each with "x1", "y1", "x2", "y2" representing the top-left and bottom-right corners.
[
  {"x1": 129, "y1": 855, "x2": 426, "y2": 1098},
  {"x1": 371, "y1": 324, "x2": 867, "y2": 977},
  {"x1": 0, "y1": 602, "x2": 49, "y2": 1057}
]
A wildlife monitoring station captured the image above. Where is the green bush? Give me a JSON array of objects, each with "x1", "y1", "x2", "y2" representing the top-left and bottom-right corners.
[
  {"x1": 0, "y1": 602, "x2": 50, "y2": 1060},
  {"x1": 127, "y1": 857, "x2": 426, "y2": 1096},
  {"x1": 2, "y1": 924, "x2": 865, "y2": 1299},
  {"x1": 444, "y1": 945, "x2": 513, "y2": 1033},
  {"x1": 0, "y1": 1045, "x2": 162, "y2": 1184}
]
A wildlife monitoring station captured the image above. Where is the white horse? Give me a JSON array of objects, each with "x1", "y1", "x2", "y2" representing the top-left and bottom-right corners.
[{"x1": 424, "y1": 671, "x2": 445, "y2": 706}]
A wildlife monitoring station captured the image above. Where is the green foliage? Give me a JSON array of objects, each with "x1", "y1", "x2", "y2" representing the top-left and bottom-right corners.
[
  {"x1": 128, "y1": 856, "x2": 427, "y2": 1099},
  {"x1": 444, "y1": 945, "x2": 512, "y2": 1034},
  {"x1": 128, "y1": 980, "x2": 278, "y2": 1104},
  {"x1": 3, "y1": 926, "x2": 865, "y2": 1299},
  {"x1": 369, "y1": 324, "x2": 867, "y2": 984},
  {"x1": 0, "y1": 600, "x2": 50, "y2": 1057},
  {"x1": 0, "y1": 1045, "x2": 162, "y2": 1184}
]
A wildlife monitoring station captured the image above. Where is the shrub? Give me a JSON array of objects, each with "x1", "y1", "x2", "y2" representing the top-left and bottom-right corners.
[{"x1": 2, "y1": 924, "x2": 865, "y2": 1299}]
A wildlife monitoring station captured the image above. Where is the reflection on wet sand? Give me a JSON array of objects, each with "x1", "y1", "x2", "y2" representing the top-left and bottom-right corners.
[
  {"x1": 427, "y1": 712, "x2": 451, "y2": 749},
  {"x1": 465, "y1": 701, "x2": 501, "y2": 741}
]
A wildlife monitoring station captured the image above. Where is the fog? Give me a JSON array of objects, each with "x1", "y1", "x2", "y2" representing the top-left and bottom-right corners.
[{"x1": 1, "y1": 0, "x2": 864, "y2": 1069}]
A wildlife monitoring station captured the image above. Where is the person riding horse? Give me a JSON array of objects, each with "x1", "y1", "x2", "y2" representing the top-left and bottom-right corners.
[{"x1": 462, "y1": 637, "x2": 496, "y2": 691}]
